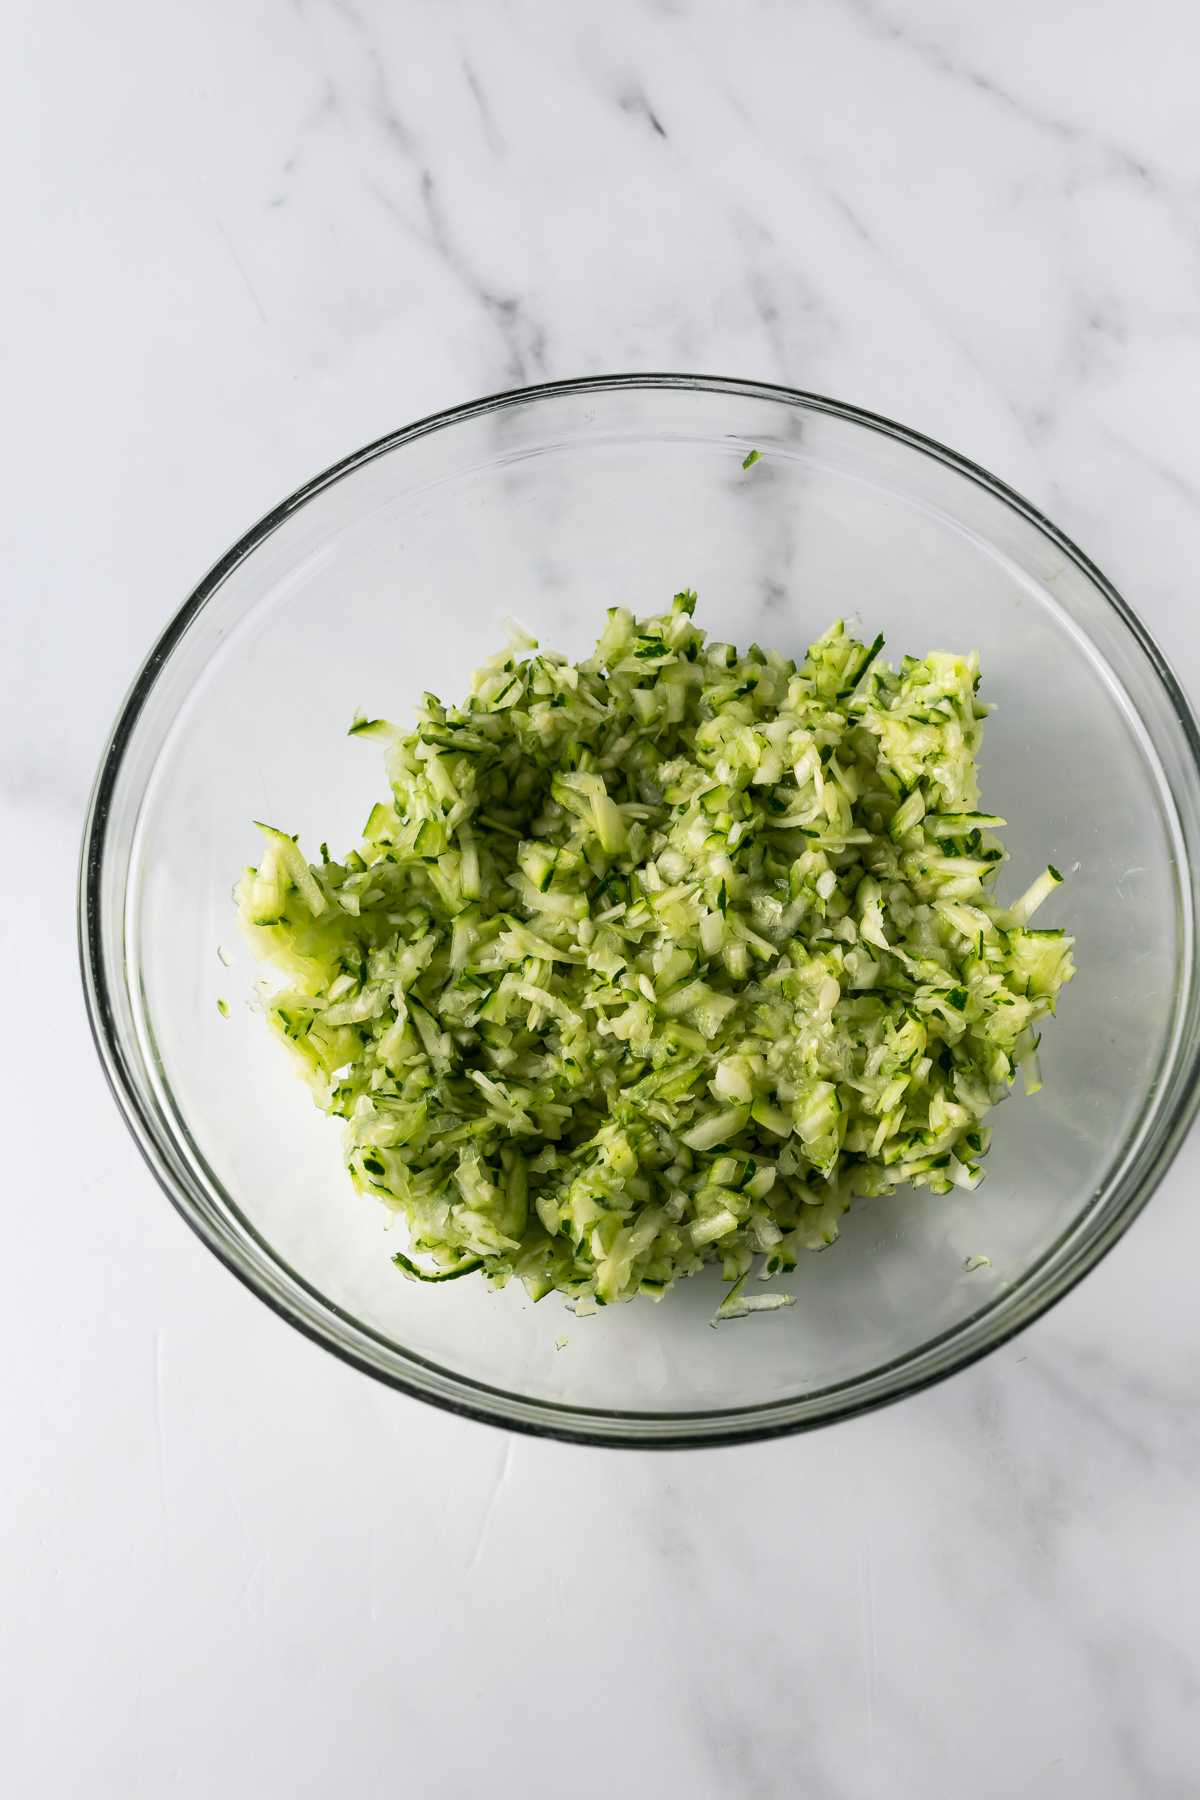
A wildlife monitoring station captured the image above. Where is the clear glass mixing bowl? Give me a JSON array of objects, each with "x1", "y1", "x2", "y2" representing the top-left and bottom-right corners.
[{"x1": 80, "y1": 375, "x2": 1200, "y2": 1446}]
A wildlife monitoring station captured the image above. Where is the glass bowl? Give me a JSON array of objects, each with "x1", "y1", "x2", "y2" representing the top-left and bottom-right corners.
[{"x1": 80, "y1": 375, "x2": 1200, "y2": 1447}]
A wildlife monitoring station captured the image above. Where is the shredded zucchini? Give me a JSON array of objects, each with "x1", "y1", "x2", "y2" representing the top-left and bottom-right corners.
[{"x1": 234, "y1": 594, "x2": 1074, "y2": 1309}]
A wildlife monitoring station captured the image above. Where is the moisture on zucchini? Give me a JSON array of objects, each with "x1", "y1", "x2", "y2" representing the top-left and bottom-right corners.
[{"x1": 234, "y1": 594, "x2": 1074, "y2": 1310}]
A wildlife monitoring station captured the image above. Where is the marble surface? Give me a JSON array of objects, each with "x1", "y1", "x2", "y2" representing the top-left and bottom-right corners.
[{"x1": 5, "y1": 2, "x2": 1200, "y2": 1793}]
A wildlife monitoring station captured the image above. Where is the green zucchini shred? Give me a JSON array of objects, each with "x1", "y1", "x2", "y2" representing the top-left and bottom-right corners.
[{"x1": 234, "y1": 597, "x2": 1074, "y2": 1308}]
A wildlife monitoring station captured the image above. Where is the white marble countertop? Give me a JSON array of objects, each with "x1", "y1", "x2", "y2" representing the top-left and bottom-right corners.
[{"x1": 6, "y1": 3, "x2": 1200, "y2": 1794}]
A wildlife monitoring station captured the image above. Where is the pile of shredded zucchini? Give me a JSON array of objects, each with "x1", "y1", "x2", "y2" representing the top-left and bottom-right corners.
[{"x1": 235, "y1": 595, "x2": 1074, "y2": 1311}]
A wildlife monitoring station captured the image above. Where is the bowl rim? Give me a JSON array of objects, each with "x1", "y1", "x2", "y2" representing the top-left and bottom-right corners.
[{"x1": 78, "y1": 371, "x2": 1200, "y2": 1448}]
